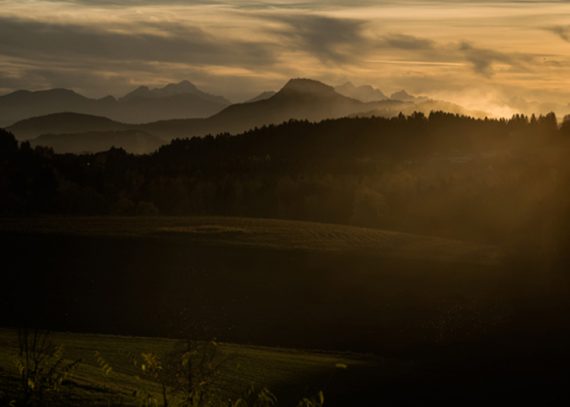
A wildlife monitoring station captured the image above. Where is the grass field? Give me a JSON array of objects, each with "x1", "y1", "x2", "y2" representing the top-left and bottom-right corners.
[
  {"x1": 2, "y1": 216, "x2": 568, "y2": 404},
  {"x1": 0, "y1": 216, "x2": 511, "y2": 350},
  {"x1": 0, "y1": 216, "x2": 515, "y2": 350},
  {"x1": 0, "y1": 328, "x2": 383, "y2": 406},
  {"x1": 0, "y1": 216, "x2": 501, "y2": 265}
]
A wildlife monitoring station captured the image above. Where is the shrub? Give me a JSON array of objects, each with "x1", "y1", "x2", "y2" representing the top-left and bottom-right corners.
[{"x1": 13, "y1": 328, "x2": 80, "y2": 406}]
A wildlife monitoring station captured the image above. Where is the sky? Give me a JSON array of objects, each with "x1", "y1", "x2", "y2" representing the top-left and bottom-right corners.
[{"x1": 0, "y1": 0, "x2": 569, "y2": 116}]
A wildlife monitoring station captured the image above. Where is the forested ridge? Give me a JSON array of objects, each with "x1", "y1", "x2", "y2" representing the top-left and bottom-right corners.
[{"x1": 2, "y1": 111, "x2": 570, "y2": 244}]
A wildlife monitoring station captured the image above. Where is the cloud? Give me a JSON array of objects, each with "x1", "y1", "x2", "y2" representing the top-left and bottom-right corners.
[
  {"x1": 44, "y1": 0, "x2": 216, "y2": 4},
  {"x1": 0, "y1": 0, "x2": 569, "y2": 112},
  {"x1": 547, "y1": 26, "x2": 570, "y2": 42},
  {"x1": 0, "y1": 16, "x2": 280, "y2": 98},
  {"x1": 0, "y1": 57, "x2": 284, "y2": 101},
  {"x1": 458, "y1": 42, "x2": 524, "y2": 76},
  {"x1": 381, "y1": 34, "x2": 435, "y2": 50},
  {"x1": 270, "y1": 15, "x2": 369, "y2": 63},
  {"x1": 0, "y1": 17, "x2": 276, "y2": 68},
  {"x1": 0, "y1": 65, "x2": 128, "y2": 95},
  {"x1": 269, "y1": 16, "x2": 436, "y2": 64}
]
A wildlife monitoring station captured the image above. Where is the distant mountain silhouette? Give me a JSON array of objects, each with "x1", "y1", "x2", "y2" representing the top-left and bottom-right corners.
[
  {"x1": 245, "y1": 91, "x2": 276, "y2": 103},
  {"x1": 0, "y1": 81, "x2": 229, "y2": 126},
  {"x1": 0, "y1": 89, "x2": 104, "y2": 128},
  {"x1": 335, "y1": 86, "x2": 484, "y2": 117},
  {"x1": 357, "y1": 99, "x2": 487, "y2": 119},
  {"x1": 8, "y1": 112, "x2": 126, "y2": 140},
  {"x1": 138, "y1": 78, "x2": 386, "y2": 140},
  {"x1": 110, "y1": 81, "x2": 230, "y2": 123},
  {"x1": 121, "y1": 80, "x2": 229, "y2": 104},
  {"x1": 8, "y1": 78, "x2": 488, "y2": 152},
  {"x1": 335, "y1": 82, "x2": 388, "y2": 102},
  {"x1": 31, "y1": 129, "x2": 162, "y2": 155},
  {"x1": 201, "y1": 78, "x2": 373, "y2": 133},
  {"x1": 390, "y1": 90, "x2": 419, "y2": 102}
]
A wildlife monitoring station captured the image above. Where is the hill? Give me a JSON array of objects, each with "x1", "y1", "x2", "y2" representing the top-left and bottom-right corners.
[
  {"x1": 31, "y1": 129, "x2": 163, "y2": 154},
  {"x1": 357, "y1": 98, "x2": 487, "y2": 119},
  {"x1": 0, "y1": 328, "x2": 376, "y2": 406},
  {"x1": 139, "y1": 79, "x2": 422, "y2": 140},
  {"x1": 5, "y1": 78, "x2": 488, "y2": 151},
  {"x1": 335, "y1": 82, "x2": 388, "y2": 102},
  {"x1": 114, "y1": 81, "x2": 230, "y2": 123},
  {"x1": 9, "y1": 78, "x2": 391, "y2": 144},
  {"x1": 121, "y1": 80, "x2": 228, "y2": 104},
  {"x1": 7, "y1": 79, "x2": 377, "y2": 142},
  {"x1": 193, "y1": 78, "x2": 378, "y2": 136},
  {"x1": 3, "y1": 114, "x2": 565, "y2": 244},
  {"x1": 7, "y1": 112, "x2": 127, "y2": 140},
  {"x1": 0, "y1": 81, "x2": 229, "y2": 128},
  {"x1": 245, "y1": 90, "x2": 277, "y2": 103},
  {"x1": 390, "y1": 90, "x2": 418, "y2": 102},
  {"x1": 0, "y1": 89, "x2": 105, "y2": 129},
  {"x1": 0, "y1": 216, "x2": 501, "y2": 265},
  {"x1": 0, "y1": 215, "x2": 508, "y2": 353}
]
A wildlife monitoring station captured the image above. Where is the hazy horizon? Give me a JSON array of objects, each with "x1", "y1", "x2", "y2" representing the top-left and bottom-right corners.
[{"x1": 1, "y1": 1, "x2": 569, "y2": 117}]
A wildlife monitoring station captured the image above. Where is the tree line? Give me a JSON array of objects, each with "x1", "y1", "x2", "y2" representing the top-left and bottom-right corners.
[{"x1": 1, "y1": 111, "x2": 570, "y2": 243}]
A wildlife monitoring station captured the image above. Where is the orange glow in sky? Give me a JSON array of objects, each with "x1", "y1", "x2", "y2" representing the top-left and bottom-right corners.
[{"x1": 0, "y1": 1, "x2": 569, "y2": 116}]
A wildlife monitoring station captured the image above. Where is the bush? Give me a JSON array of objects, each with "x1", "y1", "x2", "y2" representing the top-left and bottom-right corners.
[{"x1": 13, "y1": 329, "x2": 80, "y2": 406}]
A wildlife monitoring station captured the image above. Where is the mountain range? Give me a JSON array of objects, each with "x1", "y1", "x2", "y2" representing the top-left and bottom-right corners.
[
  {"x1": 335, "y1": 82, "x2": 388, "y2": 102},
  {"x1": 0, "y1": 81, "x2": 230, "y2": 127},
  {"x1": 245, "y1": 82, "x2": 406, "y2": 104},
  {"x1": 5, "y1": 78, "x2": 486, "y2": 153},
  {"x1": 33, "y1": 129, "x2": 162, "y2": 155}
]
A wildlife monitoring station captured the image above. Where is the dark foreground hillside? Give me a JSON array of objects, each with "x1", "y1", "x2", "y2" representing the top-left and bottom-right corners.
[
  {"x1": 1, "y1": 217, "x2": 570, "y2": 405},
  {"x1": 0, "y1": 216, "x2": 505, "y2": 349},
  {"x1": 0, "y1": 329, "x2": 378, "y2": 407}
]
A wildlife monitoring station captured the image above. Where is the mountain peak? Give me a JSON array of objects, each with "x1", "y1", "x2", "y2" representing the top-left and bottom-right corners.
[
  {"x1": 1, "y1": 88, "x2": 87, "y2": 102},
  {"x1": 162, "y1": 80, "x2": 199, "y2": 94},
  {"x1": 5, "y1": 89, "x2": 31, "y2": 97},
  {"x1": 390, "y1": 90, "x2": 416, "y2": 102},
  {"x1": 246, "y1": 91, "x2": 276, "y2": 103},
  {"x1": 123, "y1": 86, "x2": 151, "y2": 99},
  {"x1": 338, "y1": 81, "x2": 355, "y2": 89},
  {"x1": 121, "y1": 80, "x2": 229, "y2": 105},
  {"x1": 279, "y1": 78, "x2": 336, "y2": 96},
  {"x1": 335, "y1": 82, "x2": 387, "y2": 102},
  {"x1": 122, "y1": 81, "x2": 199, "y2": 100},
  {"x1": 97, "y1": 95, "x2": 117, "y2": 103},
  {"x1": 39, "y1": 88, "x2": 82, "y2": 96}
]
